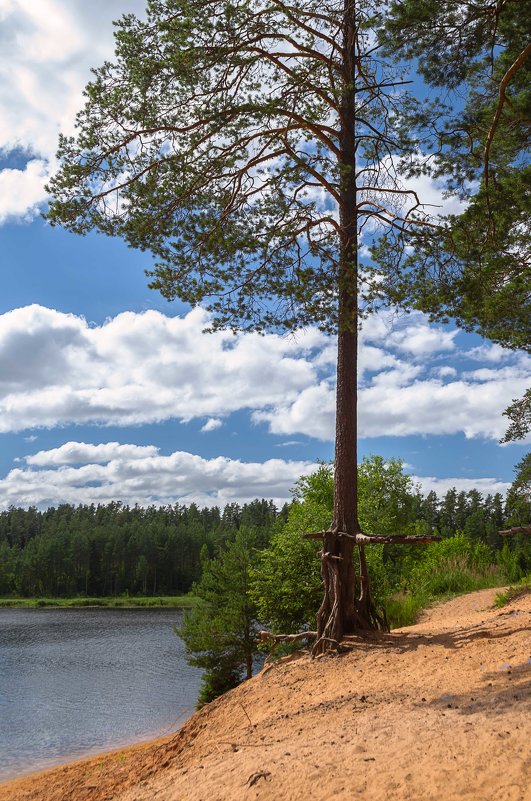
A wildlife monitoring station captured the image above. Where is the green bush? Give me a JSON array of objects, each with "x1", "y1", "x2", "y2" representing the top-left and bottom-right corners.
[{"x1": 384, "y1": 592, "x2": 428, "y2": 628}]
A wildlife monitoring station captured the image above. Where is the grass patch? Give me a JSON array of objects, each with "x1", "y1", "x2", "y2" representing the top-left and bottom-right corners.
[
  {"x1": 0, "y1": 595, "x2": 200, "y2": 609},
  {"x1": 384, "y1": 592, "x2": 428, "y2": 628},
  {"x1": 384, "y1": 558, "x2": 511, "y2": 629},
  {"x1": 495, "y1": 576, "x2": 531, "y2": 608}
]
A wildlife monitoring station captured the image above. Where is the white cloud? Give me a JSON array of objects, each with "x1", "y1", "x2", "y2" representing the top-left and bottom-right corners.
[
  {"x1": 26, "y1": 441, "x2": 159, "y2": 467},
  {"x1": 386, "y1": 323, "x2": 457, "y2": 357},
  {"x1": 0, "y1": 439, "x2": 511, "y2": 510},
  {"x1": 403, "y1": 170, "x2": 468, "y2": 218},
  {"x1": 0, "y1": 304, "x2": 528, "y2": 443},
  {"x1": 412, "y1": 474, "x2": 511, "y2": 498},
  {"x1": 0, "y1": 304, "x2": 323, "y2": 431},
  {"x1": 361, "y1": 311, "x2": 457, "y2": 355},
  {"x1": 201, "y1": 418, "x2": 222, "y2": 432},
  {"x1": 254, "y1": 373, "x2": 530, "y2": 442},
  {"x1": 253, "y1": 382, "x2": 334, "y2": 441},
  {"x1": 467, "y1": 343, "x2": 508, "y2": 363},
  {"x1": 0, "y1": 442, "x2": 316, "y2": 509},
  {"x1": 434, "y1": 366, "x2": 457, "y2": 379},
  {"x1": 0, "y1": 159, "x2": 49, "y2": 222},
  {"x1": 0, "y1": 0, "x2": 146, "y2": 220}
]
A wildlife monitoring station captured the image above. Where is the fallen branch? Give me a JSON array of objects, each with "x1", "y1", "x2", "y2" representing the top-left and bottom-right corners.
[
  {"x1": 350, "y1": 532, "x2": 441, "y2": 544},
  {"x1": 258, "y1": 630, "x2": 317, "y2": 644},
  {"x1": 247, "y1": 770, "x2": 271, "y2": 787},
  {"x1": 258, "y1": 630, "x2": 317, "y2": 672},
  {"x1": 498, "y1": 525, "x2": 531, "y2": 537},
  {"x1": 305, "y1": 530, "x2": 441, "y2": 544}
]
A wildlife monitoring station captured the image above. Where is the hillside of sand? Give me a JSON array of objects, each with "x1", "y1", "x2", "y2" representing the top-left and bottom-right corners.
[{"x1": 1, "y1": 586, "x2": 529, "y2": 801}]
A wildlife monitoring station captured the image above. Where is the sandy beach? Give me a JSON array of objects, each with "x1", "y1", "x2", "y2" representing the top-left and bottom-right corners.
[{"x1": 1, "y1": 587, "x2": 529, "y2": 801}]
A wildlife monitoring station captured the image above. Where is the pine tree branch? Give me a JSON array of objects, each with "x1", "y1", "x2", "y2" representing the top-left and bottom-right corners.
[
  {"x1": 305, "y1": 530, "x2": 441, "y2": 544},
  {"x1": 484, "y1": 43, "x2": 531, "y2": 189},
  {"x1": 498, "y1": 526, "x2": 531, "y2": 536}
]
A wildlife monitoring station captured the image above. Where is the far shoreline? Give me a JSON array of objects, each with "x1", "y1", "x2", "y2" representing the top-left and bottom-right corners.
[{"x1": 0, "y1": 595, "x2": 199, "y2": 609}]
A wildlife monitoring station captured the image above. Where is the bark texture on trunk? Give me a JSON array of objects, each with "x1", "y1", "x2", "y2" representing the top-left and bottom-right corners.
[{"x1": 313, "y1": 0, "x2": 387, "y2": 655}]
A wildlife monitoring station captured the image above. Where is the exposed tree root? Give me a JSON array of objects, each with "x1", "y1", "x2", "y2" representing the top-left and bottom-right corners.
[{"x1": 261, "y1": 528, "x2": 439, "y2": 658}]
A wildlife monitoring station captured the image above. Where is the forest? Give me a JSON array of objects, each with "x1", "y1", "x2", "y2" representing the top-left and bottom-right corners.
[
  {"x1": 0, "y1": 498, "x2": 281, "y2": 598},
  {"x1": 1, "y1": 455, "x2": 527, "y2": 600}
]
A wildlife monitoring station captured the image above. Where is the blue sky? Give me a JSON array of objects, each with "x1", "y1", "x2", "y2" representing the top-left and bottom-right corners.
[{"x1": 0, "y1": 0, "x2": 528, "y2": 510}]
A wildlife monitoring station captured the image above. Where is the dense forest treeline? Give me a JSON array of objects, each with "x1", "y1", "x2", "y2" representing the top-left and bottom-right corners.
[
  {"x1": 0, "y1": 499, "x2": 282, "y2": 598},
  {"x1": 0, "y1": 454, "x2": 528, "y2": 600}
]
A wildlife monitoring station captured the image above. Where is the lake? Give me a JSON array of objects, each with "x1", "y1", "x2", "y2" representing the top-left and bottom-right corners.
[{"x1": 0, "y1": 607, "x2": 202, "y2": 781}]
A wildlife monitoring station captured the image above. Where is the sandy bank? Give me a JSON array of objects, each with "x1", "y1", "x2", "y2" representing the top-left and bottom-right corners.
[{"x1": 1, "y1": 587, "x2": 529, "y2": 801}]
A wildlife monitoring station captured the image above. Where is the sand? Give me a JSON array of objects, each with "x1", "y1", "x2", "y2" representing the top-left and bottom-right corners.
[{"x1": 1, "y1": 587, "x2": 529, "y2": 801}]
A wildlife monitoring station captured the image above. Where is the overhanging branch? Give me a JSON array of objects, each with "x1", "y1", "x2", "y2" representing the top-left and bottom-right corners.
[
  {"x1": 498, "y1": 525, "x2": 531, "y2": 537},
  {"x1": 484, "y1": 43, "x2": 531, "y2": 188},
  {"x1": 305, "y1": 530, "x2": 441, "y2": 544}
]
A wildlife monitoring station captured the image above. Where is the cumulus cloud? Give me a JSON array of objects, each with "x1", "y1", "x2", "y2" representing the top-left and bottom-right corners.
[
  {"x1": 0, "y1": 159, "x2": 49, "y2": 222},
  {"x1": 434, "y1": 366, "x2": 457, "y2": 379},
  {"x1": 0, "y1": 0, "x2": 145, "y2": 219},
  {"x1": 255, "y1": 374, "x2": 530, "y2": 442},
  {"x1": 26, "y1": 441, "x2": 159, "y2": 467},
  {"x1": 0, "y1": 304, "x2": 323, "y2": 431},
  {"x1": 361, "y1": 376, "x2": 527, "y2": 440},
  {"x1": 467, "y1": 343, "x2": 508, "y2": 363},
  {"x1": 0, "y1": 442, "x2": 316, "y2": 510},
  {"x1": 0, "y1": 304, "x2": 528, "y2": 443},
  {"x1": 0, "y1": 439, "x2": 511, "y2": 510},
  {"x1": 385, "y1": 323, "x2": 457, "y2": 357},
  {"x1": 411, "y1": 474, "x2": 511, "y2": 498},
  {"x1": 201, "y1": 418, "x2": 223, "y2": 432}
]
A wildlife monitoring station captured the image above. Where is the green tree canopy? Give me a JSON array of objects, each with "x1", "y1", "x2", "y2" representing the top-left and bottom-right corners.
[
  {"x1": 46, "y1": 0, "x2": 442, "y2": 648},
  {"x1": 504, "y1": 452, "x2": 531, "y2": 527},
  {"x1": 252, "y1": 457, "x2": 421, "y2": 632},
  {"x1": 501, "y1": 389, "x2": 531, "y2": 443},
  {"x1": 179, "y1": 529, "x2": 261, "y2": 706},
  {"x1": 375, "y1": 0, "x2": 530, "y2": 353}
]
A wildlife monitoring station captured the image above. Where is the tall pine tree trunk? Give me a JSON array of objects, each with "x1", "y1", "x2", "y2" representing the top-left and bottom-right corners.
[{"x1": 313, "y1": 0, "x2": 384, "y2": 654}]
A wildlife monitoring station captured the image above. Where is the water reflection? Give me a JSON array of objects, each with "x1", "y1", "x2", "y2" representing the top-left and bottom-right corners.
[{"x1": 0, "y1": 608, "x2": 201, "y2": 780}]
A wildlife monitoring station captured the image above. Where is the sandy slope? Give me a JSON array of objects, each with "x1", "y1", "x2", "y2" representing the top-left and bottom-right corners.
[{"x1": 1, "y1": 587, "x2": 529, "y2": 801}]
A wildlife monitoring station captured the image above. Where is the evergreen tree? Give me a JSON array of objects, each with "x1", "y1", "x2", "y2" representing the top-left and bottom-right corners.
[
  {"x1": 505, "y1": 453, "x2": 531, "y2": 527},
  {"x1": 455, "y1": 491, "x2": 469, "y2": 532},
  {"x1": 501, "y1": 389, "x2": 531, "y2": 444},
  {"x1": 439, "y1": 488, "x2": 457, "y2": 538},
  {"x1": 420, "y1": 491, "x2": 439, "y2": 532},
  {"x1": 377, "y1": 0, "x2": 530, "y2": 352},
  {"x1": 179, "y1": 529, "x2": 260, "y2": 706},
  {"x1": 46, "y1": 0, "x2": 441, "y2": 650}
]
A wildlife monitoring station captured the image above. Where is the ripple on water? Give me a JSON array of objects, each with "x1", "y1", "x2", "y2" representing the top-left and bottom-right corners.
[{"x1": 0, "y1": 608, "x2": 202, "y2": 780}]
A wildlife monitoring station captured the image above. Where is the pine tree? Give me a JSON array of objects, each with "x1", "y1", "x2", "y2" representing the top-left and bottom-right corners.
[
  {"x1": 377, "y1": 0, "x2": 530, "y2": 353},
  {"x1": 179, "y1": 530, "x2": 259, "y2": 706},
  {"x1": 47, "y1": 0, "x2": 440, "y2": 649}
]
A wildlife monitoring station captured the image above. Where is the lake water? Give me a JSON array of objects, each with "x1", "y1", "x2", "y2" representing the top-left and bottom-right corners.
[{"x1": 0, "y1": 607, "x2": 202, "y2": 781}]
